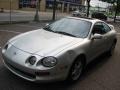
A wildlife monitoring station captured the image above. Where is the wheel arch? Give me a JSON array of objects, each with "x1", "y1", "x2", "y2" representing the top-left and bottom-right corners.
[
  {"x1": 114, "y1": 38, "x2": 117, "y2": 44},
  {"x1": 66, "y1": 53, "x2": 87, "y2": 82},
  {"x1": 74, "y1": 54, "x2": 87, "y2": 67}
]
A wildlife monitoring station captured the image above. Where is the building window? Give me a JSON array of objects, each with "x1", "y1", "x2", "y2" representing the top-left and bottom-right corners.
[{"x1": 19, "y1": 0, "x2": 37, "y2": 8}]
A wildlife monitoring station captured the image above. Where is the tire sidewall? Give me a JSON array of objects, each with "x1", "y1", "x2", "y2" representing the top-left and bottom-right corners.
[{"x1": 67, "y1": 57, "x2": 85, "y2": 82}]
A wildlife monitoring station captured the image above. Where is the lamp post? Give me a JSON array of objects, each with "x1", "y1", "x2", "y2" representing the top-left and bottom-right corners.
[{"x1": 34, "y1": 0, "x2": 40, "y2": 22}]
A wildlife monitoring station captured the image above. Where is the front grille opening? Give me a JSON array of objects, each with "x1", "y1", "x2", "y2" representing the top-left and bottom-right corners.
[{"x1": 4, "y1": 60, "x2": 36, "y2": 79}]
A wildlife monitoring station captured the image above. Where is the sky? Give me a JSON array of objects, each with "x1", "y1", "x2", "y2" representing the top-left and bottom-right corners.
[{"x1": 89, "y1": 0, "x2": 110, "y2": 8}]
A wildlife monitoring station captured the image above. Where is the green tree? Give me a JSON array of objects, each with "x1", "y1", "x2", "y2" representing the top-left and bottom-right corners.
[{"x1": 99, "y1": 0, "x2": 120, "y2": 22}]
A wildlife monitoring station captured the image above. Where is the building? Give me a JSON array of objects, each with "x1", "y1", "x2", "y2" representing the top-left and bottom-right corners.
[
  {"x1": 46, "y1": 0, "x2": 85, "y2": 12},
  {"x1": 0, "y1": 0, "x2": 19, "y2": 10},
  {"x1": 0, "y1": 0, "x2": 85, "y2": 12}
]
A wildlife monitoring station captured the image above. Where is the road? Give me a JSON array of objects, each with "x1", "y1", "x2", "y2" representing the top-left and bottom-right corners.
[
  {"x1": 0, "y1": 22, "x2": 120, "y2": 90},
  {"x1": 0, "y1": 11, "x2": 70, "y2": 22}
]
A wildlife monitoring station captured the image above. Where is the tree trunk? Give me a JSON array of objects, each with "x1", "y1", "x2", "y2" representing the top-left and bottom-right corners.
[{"x1": 87, "y1": 0, "x2": 90, "y2": 17}]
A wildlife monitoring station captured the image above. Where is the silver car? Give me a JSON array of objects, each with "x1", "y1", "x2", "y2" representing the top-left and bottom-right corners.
[
  {"x1": 2, "y1": 17, "x2": 117, "y2": 82},
  {"x1": 72, "y1": 10, "x2": 87, "y2": 17}
]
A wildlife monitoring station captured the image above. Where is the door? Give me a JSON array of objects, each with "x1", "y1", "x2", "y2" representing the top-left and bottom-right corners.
[{"x1": 87, "y1": 22, "x2": 108, "y2": 61}]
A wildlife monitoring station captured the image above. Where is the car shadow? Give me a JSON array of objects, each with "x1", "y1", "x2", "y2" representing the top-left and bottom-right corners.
[{"x1": 80, "y1": 53, "x2": 111, "y2": 81}]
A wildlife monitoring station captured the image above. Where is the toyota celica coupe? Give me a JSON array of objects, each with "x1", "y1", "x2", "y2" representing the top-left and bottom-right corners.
[{"x1": 2, "y1": 17, "x2": 117, "y2": 82}]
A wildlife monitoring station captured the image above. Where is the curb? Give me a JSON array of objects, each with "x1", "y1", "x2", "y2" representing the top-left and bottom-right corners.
[
  {"x1": 0, "y1": 21, "x2": 30, "y2": 25},
  {"x1": 0, "y1": 20, "x2": 54, "y2": 25}
]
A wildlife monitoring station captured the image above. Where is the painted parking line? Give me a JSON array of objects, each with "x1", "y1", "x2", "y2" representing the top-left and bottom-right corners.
[{"x1": 0, "y1": 30, "x2": 21, "y2": 34}]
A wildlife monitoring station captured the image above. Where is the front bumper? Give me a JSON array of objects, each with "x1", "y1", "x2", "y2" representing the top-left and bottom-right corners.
[
  {"x1": 3, "y1": 54, "x2": 68, "y2": 83},
  {"x1": 2, "y1": 45, "x2": 69, "y2": 82}
]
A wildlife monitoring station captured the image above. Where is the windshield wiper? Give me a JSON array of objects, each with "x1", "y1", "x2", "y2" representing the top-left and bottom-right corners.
[
  {"x1": 43, "y1": 27, "x2": 54, "y2": 32},
  {"x1": 43, "y1": 28, "x2": 76, "y2": 37},
  {"x1": 54, "y1": 31, "x2": 76, "y2": 37}
]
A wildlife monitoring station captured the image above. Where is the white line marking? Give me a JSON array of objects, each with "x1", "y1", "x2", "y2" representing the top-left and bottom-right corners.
[{"x1": 0, "y1": 30, "x2": 21, "y2": 34}]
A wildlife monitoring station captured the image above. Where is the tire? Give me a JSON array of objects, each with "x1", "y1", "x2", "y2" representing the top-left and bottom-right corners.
[
  {"x1": 67, "y1": 57, "x2": 85, "y2": 82},
  {"x1": 108, "y1": 42, "x2": 116, "y2": 56}
]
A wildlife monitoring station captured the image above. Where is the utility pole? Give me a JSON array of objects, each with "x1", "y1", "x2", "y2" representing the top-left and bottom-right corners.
[
  {"x1": 10, "y1": 0, "x2": 12, "y2": 24},
  {"x1": 34, "y1": 0, "x2": 40, "y2": 22},
  {"x1": 52, "y1": 0, "x2": 56, "y2": 21}
]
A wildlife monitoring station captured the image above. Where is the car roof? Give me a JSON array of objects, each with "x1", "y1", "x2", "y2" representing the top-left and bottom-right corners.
[{"x1": 67, "y1": 16, "x2": 102, "y2": 24}]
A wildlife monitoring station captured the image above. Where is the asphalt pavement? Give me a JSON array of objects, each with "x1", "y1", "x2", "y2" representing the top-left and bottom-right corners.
[
  {"x1": 0, "y1": 22, "x2": 120, "y2": 90},
  {"x1": 0, "y1": 10, "x2": 70, "y2": 24}
]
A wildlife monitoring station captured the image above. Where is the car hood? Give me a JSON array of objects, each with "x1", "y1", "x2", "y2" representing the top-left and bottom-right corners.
[{"x1": 9, "y1": 29, "x2": 83, "y2": 56}]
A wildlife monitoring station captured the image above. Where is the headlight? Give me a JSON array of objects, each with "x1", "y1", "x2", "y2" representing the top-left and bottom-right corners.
[
  {"x1": 41, "y1": 57, "x2": 57, "y2": 67},
  {"x1": 4, "y1": 44, "x2": 8, "y2": 50},
  {"x1": 2, "y1": 44, "x2": 9, "y2": 53},
  {"x1": 27, "y1": 56, "x2": 37, "y2": 65}
]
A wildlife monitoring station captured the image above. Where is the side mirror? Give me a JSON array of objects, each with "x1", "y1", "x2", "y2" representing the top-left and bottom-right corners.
[
  {"x1": 108, "y1": 24, "x2": 114, "y2": 30},
  {"x1": 92, "y1": 34, "x2": 103, "y2": 40},
  {"x1": 45, "y1": 23, "x2": 49, "y2": 26}
]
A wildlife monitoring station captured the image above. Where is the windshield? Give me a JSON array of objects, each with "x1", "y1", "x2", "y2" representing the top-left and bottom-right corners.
[{"x1": 43, "y1": 18, "x2": 92, "y2": 38}]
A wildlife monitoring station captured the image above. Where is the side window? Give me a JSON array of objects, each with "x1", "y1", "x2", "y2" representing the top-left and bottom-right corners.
[
  {"x1": 102, "y1": 23, "x2": 111, "y2": 33},
  {"x1": 92, "y1": 22, "x2": 106, "y2": 35}
]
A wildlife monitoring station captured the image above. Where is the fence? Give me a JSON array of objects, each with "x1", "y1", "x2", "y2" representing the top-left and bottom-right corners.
[
  {"x1": 0, "y1": 0, "x2": 119, "y2": 24},
  {"x1": 0, "y1": 0, "x2": 72, "y2": 23}
]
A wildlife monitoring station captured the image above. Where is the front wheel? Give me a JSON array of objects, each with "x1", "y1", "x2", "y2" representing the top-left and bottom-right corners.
[{"x1": 67, "y1": 57, "x2": 84, "y2": 82}]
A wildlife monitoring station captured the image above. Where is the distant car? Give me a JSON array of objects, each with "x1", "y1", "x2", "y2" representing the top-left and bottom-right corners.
[
  {"x1": 2, "y1": 17, "x2": 117, "y2": 83},
  {"x1": 72, "y1": 10, "x2": 87, "y2": 17},
  {"x1": 92, "y1": 12, "x2": 107, "y2": 21},
  {"x1": 116, "y1": 16, "x2": 120, "y2": 20}
]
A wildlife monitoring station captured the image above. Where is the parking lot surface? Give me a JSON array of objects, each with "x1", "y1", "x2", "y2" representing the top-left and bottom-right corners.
[{"x1": 0, "y1": 22, "x2": 120, "y2": 90}]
